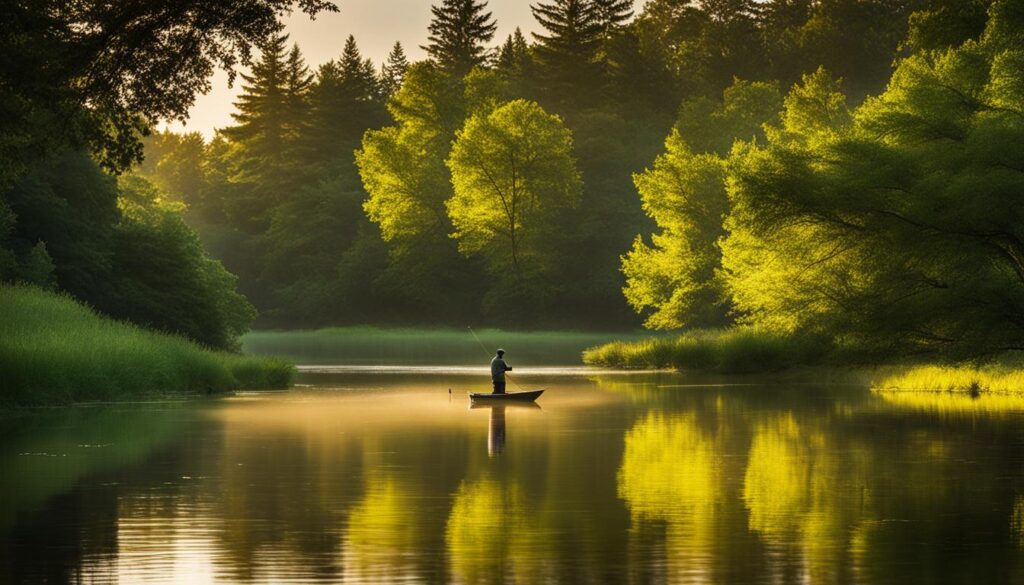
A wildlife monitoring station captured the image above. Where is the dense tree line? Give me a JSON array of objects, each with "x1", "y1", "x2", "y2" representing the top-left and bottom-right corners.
[
  {"x1": 134, "y1": 0, "x2": 945, "y2": 330},
  {"x1": 6, "y1": 0, "x2": 1001, "y2": 353},
  {"x1": 629, "y1": 0, "x2": 1024, "y2": 360}
]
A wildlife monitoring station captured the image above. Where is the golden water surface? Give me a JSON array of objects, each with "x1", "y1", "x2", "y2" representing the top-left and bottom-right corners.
[{"x1": 4, "y1": 367, "x2": 1024, "y2": 583}]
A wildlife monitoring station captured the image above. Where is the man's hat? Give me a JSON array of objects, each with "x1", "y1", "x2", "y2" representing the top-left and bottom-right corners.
[{"x1": 496, "y1": 348, "x2": 505, "y2": 355}]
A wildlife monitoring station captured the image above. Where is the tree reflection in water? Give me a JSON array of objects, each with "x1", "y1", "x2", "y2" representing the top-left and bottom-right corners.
[{"x1": 6, "y1": 376, "x2": 1024, "y2": 583}]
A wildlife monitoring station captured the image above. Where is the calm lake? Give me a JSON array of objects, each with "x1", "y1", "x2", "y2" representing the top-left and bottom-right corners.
[{"x1": 6, "y1": 361, "x2": 1024, "y2": 583}]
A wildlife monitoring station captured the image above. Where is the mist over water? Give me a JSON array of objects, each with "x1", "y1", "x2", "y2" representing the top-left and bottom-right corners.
[{"x1": 6, "y1": 363, "x2": 1024, "y2": 583}]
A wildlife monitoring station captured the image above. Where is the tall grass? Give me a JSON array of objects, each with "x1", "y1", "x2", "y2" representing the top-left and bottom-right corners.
[
  {"x1": 582, "y1": 328, "x2": 832, "y2": 374},
  {"x1": 871, "y1": 365, "x2": 1024, "y2": 394},
  {"x1": 0, "y1": 285, "x2": 294, "y2": 406}
]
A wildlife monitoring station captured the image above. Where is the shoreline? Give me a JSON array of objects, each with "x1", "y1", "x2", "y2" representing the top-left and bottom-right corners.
[{"x1": 1, "y1": 285, "x2": 294, "y2": 408}]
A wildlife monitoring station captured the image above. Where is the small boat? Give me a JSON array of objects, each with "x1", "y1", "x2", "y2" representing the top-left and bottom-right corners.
[{"x1": 469, "y1": 389, "x2": 544, "y2": 403}]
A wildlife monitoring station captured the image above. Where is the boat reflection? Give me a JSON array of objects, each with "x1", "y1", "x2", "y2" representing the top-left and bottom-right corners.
[{"x1": 470, "y1": 402, "x2": 541, "y2": 456}]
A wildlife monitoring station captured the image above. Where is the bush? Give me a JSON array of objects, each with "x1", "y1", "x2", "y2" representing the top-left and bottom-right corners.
[{"x1": 0, "y1": 284, "x2": 293, "y2": 406}]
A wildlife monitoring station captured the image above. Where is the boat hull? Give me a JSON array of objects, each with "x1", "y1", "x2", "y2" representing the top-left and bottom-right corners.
[{"x1": 469, "y1": 389, "x2": 544, "y2": 403}]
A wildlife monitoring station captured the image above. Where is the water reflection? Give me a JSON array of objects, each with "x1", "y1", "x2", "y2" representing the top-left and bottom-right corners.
[
  {"x1": 6, "y1": 374, "x2": 1024, "y2": 583},
  {"x1": 470, "y1": 403, "x2": 542, "y2": 457}
]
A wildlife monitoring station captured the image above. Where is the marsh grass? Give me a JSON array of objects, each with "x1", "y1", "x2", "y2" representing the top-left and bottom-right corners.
[
  {"x1": 0, "y1": 285, "x2": 294, "y2": 406},
  {"x1": 871, "y1": 365, "x2": 1024, "y2": 395},
  {"x1": 582, "y1": 328, "x2": 832, "y2": 373}
]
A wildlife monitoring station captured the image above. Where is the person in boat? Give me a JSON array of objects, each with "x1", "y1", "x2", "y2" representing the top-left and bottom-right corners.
[{"x1": 490, "y1": 349, "x2": 512, "y2": 394}]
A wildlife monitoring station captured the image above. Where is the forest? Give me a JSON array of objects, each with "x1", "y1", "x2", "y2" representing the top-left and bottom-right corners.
[{"x1": 3, "y1": 0, "x2": 1021, "y2": 363}]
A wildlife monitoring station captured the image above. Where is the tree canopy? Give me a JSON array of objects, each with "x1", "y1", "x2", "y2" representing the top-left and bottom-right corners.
[{"x1": 447, "y1": 99, "x2": 581, "y2": 311}]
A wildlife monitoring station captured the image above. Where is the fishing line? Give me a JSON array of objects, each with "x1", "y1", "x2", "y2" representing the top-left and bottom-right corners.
[{"x1": 468, "y1": 326, "x2": 525, "y2": 391}]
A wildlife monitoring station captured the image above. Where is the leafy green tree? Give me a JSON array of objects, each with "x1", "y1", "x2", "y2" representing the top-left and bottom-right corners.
[
  {"x1": 422, "y1": 0, "x2": 498, "y2": 77},
  {"x1": 446, "y1": 99, "x2": 581, "y2": 309},
  {"x1": 358, "y1": 65, "x2": 464, "y2": 247},
  {"x1": 3, "y1": 151, "x2": 254, "y2": 348},
  {"x1": 721, "y1": 1, "x2": 1024, "y2": 359},
  {"x1": 903, "y1": 0, "x2": 991, "y2": 53},
  {"x1": 20, "y1": 242, "x2": 57, "y2": 291},
  {"x1": 676, "y1": 79, "x2": 783, "y2": 156},
  {"x1": 621, "y1": 77, "x2": 783, "y2": 329},
  {"x1": 719, "y1": 69, "x2": 853, "y2": 335},
  {"x1": 3, "y1": 151, "x2": 118, "y2": 303},
  {"x1": 0, "y1": 0, "x2": 335, "y2": 189},
  {"x1": 622, "y1": 131, "x2": 730, "y2": 329},
  {"x1": 138, "y1": 131, "x2": 207, "y2": 208},
  {"x1": 357, "y1": 63, "x2": 486, "y2": 320},
  {"x1": 113, "y1": 175, "x2": 255, "y2": 349}
]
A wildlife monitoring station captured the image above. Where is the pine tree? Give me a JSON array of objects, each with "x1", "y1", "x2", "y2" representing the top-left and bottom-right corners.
[
  {"x1": 592, "y1": 0, "x2": 633, "y2": 39},
  {"x1": 337, "y1": 35, "x2": 379, "y2": 103},
  {"x1": 224, "y1": 33, "x2": 290, "y2": 154},
  {"x1": 380, "y1": 42, "x2": 411, "y2": 99},
  {"x1": 422, "y1": 0, "x2": 498, "y2": 77},
  {"x1": 306, "y1": 36, "x2": 386, "y2": 165},
  {"x1": 496, "y1": 28, "x2": 531, "y2": 75},
  {"x1": 531, "y1": 0, "x2": 604, "y2": 97},
  {"x1": 283, "y1": 44, "x2": 314, "y2": 140},
  {"x1": 221, "y1": 35, "x2": 311, "y2": 233}
]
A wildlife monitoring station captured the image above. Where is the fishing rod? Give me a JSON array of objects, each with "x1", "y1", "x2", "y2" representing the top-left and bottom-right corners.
[{"x1": 468, "y1": 326, "x2": 525, "y2": 391}]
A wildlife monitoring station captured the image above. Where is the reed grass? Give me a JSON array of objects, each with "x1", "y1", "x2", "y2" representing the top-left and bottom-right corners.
[
  {"x1": 871, "y1": 365, "x2": 1024, "y2": 395},
  {"x1": 0, "y1": 285, "x2": 294, "y2": 406},
  {"x1": 582, "y1": 328, "x2": 832, "y2": 374}
]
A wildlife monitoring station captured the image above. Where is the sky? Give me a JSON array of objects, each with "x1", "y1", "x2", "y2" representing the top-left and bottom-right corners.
[{"x1": 165, "y1": 0, "x2": 649, "y2": 138}]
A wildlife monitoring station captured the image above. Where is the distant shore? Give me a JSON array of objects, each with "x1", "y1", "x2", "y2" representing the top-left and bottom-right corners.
[{"x1": 584, "y1": 329, "x2": 1024, "y2": 395}]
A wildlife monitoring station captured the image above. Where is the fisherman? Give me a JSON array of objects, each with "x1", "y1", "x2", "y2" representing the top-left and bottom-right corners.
[{"x1": 490, "y1": 349, "x2": 512, "y2": 394}]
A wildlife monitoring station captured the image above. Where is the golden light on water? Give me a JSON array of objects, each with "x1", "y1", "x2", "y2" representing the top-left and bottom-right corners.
[{"x1": 11, "y1": 372, "x2": 1024, "y2": 583}]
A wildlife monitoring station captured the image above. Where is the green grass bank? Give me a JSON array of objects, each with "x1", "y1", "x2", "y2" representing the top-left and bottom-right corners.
[
  {"x1": 583, "y1": 328, "x2": 832, "y2": 374},
  {"x1": 585, "y1": 328, "x2": 1024, "y2": 395},
  {"x1": 0, "y1": 285, "x2": 293, "y2": 406},
  {"x1": 870, "y1": 365, "x2": 1024, "y2": 395}
]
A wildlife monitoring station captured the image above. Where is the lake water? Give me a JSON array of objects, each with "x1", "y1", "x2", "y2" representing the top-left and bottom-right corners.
[{"x1": 5, "y1": 366, "x2": 1024, "y2": 583}]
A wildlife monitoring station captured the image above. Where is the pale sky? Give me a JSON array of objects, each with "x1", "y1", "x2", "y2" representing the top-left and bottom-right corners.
[{"x1": 165, "y1": 0, "x2": 649, "y2": 138}]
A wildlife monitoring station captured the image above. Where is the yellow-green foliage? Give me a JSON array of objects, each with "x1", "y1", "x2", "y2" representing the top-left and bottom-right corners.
[
  {"x1": 0, "y1": 285, "x2": 293, "y2": 406},
  {"x1": 871, "y1": 365, "x2": 1024, "y2": 394},
  {"x1": 582, "y1": 328, "x2": 831, "y2": 373},
  {"x1": 446, "y1": 99, "x2": 580, "y2": 271}
]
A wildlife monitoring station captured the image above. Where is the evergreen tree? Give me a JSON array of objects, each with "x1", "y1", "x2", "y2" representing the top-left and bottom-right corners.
[
  {"x1": 593, "y1": 0, "x2": 634, "y2": 39},
  {"x1": 224, "y1": 35, "x2": 311, "y2": 200},
  {"x1": 217, "y1": 35, "x2": 313, "y2": 308},
  {"x1": 422, "y1": 0, "x2": 498, "y2": 77},
  {"x1": 380, "y1": 42, "x2": 411, "y2": 99},
  {"x1": 531, "y1": 0, "x2": 604, "y2": 99},
  {"x1": 223, "y1": 34, "x2": 290, "y2": 157},
  {"x1": 284, "y1": 44, "x2": 315, "y2": 138},
  {"x1": 337, "y1": 36, "x2": 380, "y2": 105},
  {"x1": 497, "y1": 28, "x2": 531, "y2": 74}
]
